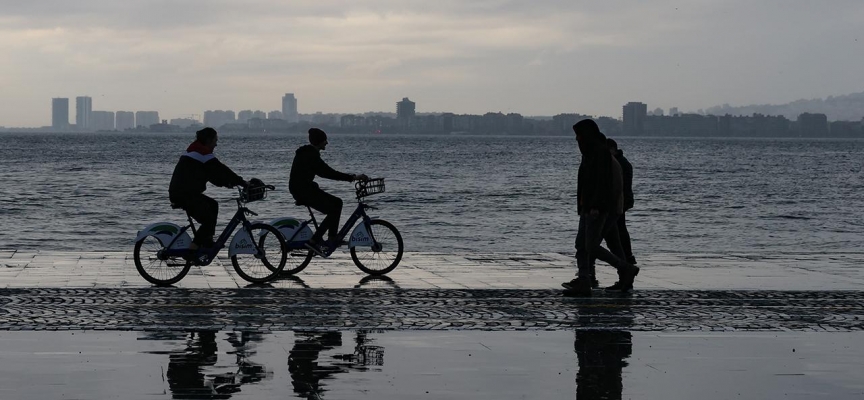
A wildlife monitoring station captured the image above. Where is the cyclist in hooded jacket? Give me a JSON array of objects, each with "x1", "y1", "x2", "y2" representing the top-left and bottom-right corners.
[
  {"x1": 289, "y1": 128, "x2": 367, "y2": 256},
  {"x1": 169, "y1": 127, "x2": 247, "y2": 251}
]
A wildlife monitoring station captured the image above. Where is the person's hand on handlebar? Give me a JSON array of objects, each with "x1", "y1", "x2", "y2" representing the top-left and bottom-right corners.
[{"x1": 352, "y1": 174, "x2": 369, "y2": 181}]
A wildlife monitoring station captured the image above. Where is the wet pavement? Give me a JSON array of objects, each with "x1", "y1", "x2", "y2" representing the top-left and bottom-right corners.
[
  {"x1": 1, "y1": 251, "x2": 863, "y2": 398},
  {"x1": 0, "y1": 330, "x2": 862, "y2": 399}
]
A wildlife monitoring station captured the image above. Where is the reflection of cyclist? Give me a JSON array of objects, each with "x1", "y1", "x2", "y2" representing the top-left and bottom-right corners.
[
  {"x1": 289, "y1": 128, "x2": 367, "y2": 256},
  {"x1": 169, "y1": 127, "x2": 248, "y2": 253}
]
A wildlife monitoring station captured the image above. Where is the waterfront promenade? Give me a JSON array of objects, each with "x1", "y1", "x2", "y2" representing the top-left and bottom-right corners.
[{"x1": 2, "y1": 250, "x2": 863, "y2": 399}]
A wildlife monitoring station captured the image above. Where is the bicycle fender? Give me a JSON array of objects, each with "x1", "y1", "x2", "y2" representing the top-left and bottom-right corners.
[
  {"x1": 134, "y1": 222, "x2": 192, "y2": 250},
  {"x1": 228, "y1": 229, "x2": 257, "y2": 256},
  {"x1": 349, "y1": 221, "x2": 374, "y2": 248},
  {"x1": 269, "y1": 217, "x2": 313, "y2": 244}
]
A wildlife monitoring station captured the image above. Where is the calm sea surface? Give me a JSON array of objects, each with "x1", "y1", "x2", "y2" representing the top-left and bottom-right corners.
[{"x1": 1, "y1": 132, "x2": 862, "y2": 255}]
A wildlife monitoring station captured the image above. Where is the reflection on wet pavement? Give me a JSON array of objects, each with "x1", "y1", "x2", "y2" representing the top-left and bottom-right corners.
[{"x1": 1, "y1": 330, "x2": 863, "y2": 399}]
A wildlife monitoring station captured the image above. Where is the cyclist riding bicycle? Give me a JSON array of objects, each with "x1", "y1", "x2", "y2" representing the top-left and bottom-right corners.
[
  {"x1": 289, "y1": 128, "x2": 367, "y2": 256},
  {"x1": 169, "y1": 127, "x2": 248, "y2": 255}
]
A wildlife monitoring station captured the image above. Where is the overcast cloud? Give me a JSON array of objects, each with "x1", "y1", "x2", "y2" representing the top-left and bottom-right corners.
[{"x1": 1, "y1": 0, "x2": 862, "y2": 126}]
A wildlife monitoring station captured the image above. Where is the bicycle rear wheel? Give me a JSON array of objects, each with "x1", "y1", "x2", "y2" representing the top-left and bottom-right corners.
[
  {"x1": 133, "y1": 235, "x2": 192, "y2": 286},
  {"x1": 350, "y1": 219, "x2": 404, "y2": 275},
  {"x1": 231, "y1": 223, "x2": 287, "y2": 283}
]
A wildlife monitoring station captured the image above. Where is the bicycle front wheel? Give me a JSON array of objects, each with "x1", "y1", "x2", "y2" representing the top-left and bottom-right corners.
[
  {"x1": 133, "y1": 235, "x2": 192, "y2": 286},
  {"x1": 350, "y1": 219, "x2": 404, "y2": 275},
  {"x1": 231, "y1": 223, "x2": 287, "y2": 283}
]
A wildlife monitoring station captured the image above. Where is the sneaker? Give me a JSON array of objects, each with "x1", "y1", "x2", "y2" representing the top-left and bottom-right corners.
[
  {"x1": 604, "y1": 281, "x2": 629, "y2": 292},
  {"x1": 614, "y1": 265, "x2": 640, "y2": 292},
  {"x1": 561, "y1": 278, "x2": 593, "y2": 297},
  {"x1": 304, "y1": 241, "x2": 329, "y2": 258}
]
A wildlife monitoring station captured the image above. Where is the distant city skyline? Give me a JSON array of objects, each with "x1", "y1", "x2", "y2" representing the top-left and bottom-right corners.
[{"x1": 2, "y1": 1, "x2": 863, "y2": 127}]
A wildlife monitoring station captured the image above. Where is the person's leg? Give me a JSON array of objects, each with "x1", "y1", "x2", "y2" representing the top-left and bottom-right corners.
[
  {"x1": 574, "y1": 215, "x2": 588, "y2": 277},
  {"x1": 183, "y1": 195, "x2": 218, "y2": 247},
  {"x1": 591, "y1": 213, "x2": 632, "y2": 272},
  {"x1": 617, "y1": 212, "x2": 635, "y2": 264},
  {"x1": 603, "y1": 214, "x2": 626, "y2": 260},
  {"x1": 307, "y1": 191, "x2": 343, "y2": 244}
]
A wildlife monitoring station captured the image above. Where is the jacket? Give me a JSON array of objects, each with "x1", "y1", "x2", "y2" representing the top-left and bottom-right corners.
[
  {"x1": 168, "y1": 141, "x2": 244, "y2": 200},
  {"x1": 614, "y1": 150, "x2": 634, "y2": 211},
  {"x1": 288, "y1": 144, "x2": 353, "y2": 197}
]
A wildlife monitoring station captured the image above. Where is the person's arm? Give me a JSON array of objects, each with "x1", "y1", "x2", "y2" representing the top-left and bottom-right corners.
[
  {"x1": 205, "y1": 158, "x2": 246, "y2": 188},
  {"x1": 313, "y1": 153, "x2": 355, "y2": 182}
]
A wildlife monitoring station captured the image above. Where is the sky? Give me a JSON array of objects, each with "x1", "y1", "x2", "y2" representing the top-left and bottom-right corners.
[{"x1": 1, "y1": 0, "x2": 863, "y2": 127}]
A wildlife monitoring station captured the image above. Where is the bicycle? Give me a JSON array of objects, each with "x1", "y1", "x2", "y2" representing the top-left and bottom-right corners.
[
  {"x1": 133, "y1": 183, "x2": 288, "y2": 286},
  {"x1": 268, "y1": 178, "x2": 403, "y2": 276}
]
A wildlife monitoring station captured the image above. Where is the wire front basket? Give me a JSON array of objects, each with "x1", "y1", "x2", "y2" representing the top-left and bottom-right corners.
[
  {"x1": 355, "y1": 178, "x2": 385, "y2": 199},
  {"x1": 240, "y1": 184, "x2": 270, "y2": 203}
]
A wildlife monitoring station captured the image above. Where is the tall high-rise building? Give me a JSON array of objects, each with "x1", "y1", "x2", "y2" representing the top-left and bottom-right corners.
[
  {"x1": 135, "y1": 111, "x2": 159, "y2": 127},
  {"x1": 51, "y1": 98, "x2": 69, "y2": 130},
  {"x1": 115, "y1": 111, "x2": 135, "y2": 130},
  {"x1": 90, "y1": 111, "x2": 115, "y2": 131},
  {"x1": 623, "y1": 102, "x2": 647, "y2": 135},
  {"x1": 76, "y1": 96, "x2": 93, "y2": 131},
  {"x1": 397, "y1": 97, "x2": 416, "y2": 120},
  {"x1": 282, "y1": 93, "x2": 298, "y2": 123}
]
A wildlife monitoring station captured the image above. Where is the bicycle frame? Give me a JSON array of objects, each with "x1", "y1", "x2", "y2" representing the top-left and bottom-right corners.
[
  {"x1": 282, "y1": 201, "x2": 378, "y2": 252},
  {"x1": 161, "y1": 201, "x2": 258, "y2": 265}
]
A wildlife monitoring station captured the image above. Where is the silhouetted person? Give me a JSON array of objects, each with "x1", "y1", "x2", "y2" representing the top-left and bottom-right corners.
[
  {"x1": 563, "y1": 119, "x2": 639, "y2": 297},
  {"x1": 587, "y1": 135, "x2": 629, "y2": 289},
  {"x1": 289, "y1": 128, "x2": 367, "y2": 257},
  {"x1": 607, "y1": 138, "x2": 636, "y2": 266},
  {"x1": 169, "y1": 127, "x2": 248, "y2": 256}
]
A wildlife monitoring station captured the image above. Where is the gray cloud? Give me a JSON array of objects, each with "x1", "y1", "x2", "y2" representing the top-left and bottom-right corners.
[{"x1": 1, "y1": 0, "x2": 863, "y2": 126}]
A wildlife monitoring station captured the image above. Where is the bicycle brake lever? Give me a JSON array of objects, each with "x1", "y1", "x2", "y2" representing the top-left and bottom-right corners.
[{"x1": 245, "y1": 210, "x2": 259, "y2": 216}]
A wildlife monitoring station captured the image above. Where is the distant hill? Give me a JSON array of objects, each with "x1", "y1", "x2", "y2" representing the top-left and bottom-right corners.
[{"x1": 703, "y1": 91, "x2": 864, "y2": 121}]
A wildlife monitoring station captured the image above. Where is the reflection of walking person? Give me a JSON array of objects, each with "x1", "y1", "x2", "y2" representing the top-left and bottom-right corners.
[
  {"x1": 563, "y1": 119, "x2": 639, "y2": 297},
  {"x1": 574, "y1": 330, "x2": 632, "y2": 399}
]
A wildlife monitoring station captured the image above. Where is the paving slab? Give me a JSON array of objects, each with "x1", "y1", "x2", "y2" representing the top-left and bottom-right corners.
[{"x1": 1, "y1": 251, "x2": 863, "y2": 290}]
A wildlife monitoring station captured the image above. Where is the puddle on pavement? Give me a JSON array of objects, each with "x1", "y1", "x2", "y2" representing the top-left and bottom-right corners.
[{"x1": 0, "y1": 330, "x2": 862, "y2": 399}]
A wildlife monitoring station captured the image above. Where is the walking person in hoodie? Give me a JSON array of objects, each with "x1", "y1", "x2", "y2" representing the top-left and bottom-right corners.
[
  {"x1": 169, "y1": 127, "x2": 248, "y2": 256},
  {"x1": 563, "y1": 119, "x2": 639, "y2": 297},
  {"x1": 607, "y1": 138, "x2": 636, "y2": 266},
  {"x1": 289, "y1": 128, "x2": 368, "y2": 257}
]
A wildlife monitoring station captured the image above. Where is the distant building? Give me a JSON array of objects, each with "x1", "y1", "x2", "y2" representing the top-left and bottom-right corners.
[
  {"x1": 252, "y1": 110, "x2": 266, "y2": 120},
  {"x1": 282, "y1": 93, "x2": 298, "y2": 123},
  {"x1": 115, "y1": 111, "x2": 135, "y2": 131},
  {"x1": 669, "y1": 107, "x2": 680, "y2": 116},
  {"x1": 90, "y1": 111, "x2": 115, "y2": 131},
  {"x1": 203, "y1": 110, "x2": 235, "y2": 128},
  {"x1": 653, "y1": 107, "x2": 664, "y2": 117},
  {"x1": 397, "y1": 97, "x2": 416, "y2": 120},
  {"x1": 76, "y1": 96, "x2": 92, "y2": 131},
  {"x1": 135, "y1": 111, "x2": 159, "y2": 128},
  {"x1": 268, "y1": 110, "x2": 284, "y2": 120},
  {"x1": 237, "y1": 110, "x2": 253, "y2": 123},
  {"x1": 51, "y1": 98, "x2": 69, "y2": 130},
  {"x1": 169, "y1": 118, "x2": 200, "y2": 128},
  {"x1": 622, "y1": 102, "x2": 647, "y2": 135},
  {"x1": 797, "y1": 113, "x2": 829, "y2": 137}
]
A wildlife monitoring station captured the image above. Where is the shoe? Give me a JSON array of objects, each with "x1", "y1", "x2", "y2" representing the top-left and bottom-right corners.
[
  {"x1": 613, "y1": 265, "x2": 640, "y2": 293},
  {"x1": 304, "y1": 241, "x2": 329, "y2": 258},
  {"x1": 627, "y1": 256, "x2": 637, "y2": 265},
  {"x1": 604, "y1": 281, "x2": 629, "y2": 293},
  {"x1": 561, "y1": 278, "x2": 593, "y2": 297}
]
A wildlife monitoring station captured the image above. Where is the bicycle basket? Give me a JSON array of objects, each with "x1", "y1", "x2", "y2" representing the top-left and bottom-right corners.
[
  {"x1": 240, "y1": 184, "x2": 267, "y2": 202},
  {"x1": 355, "y1": 178, "x2": 385, "y2": 198}
]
